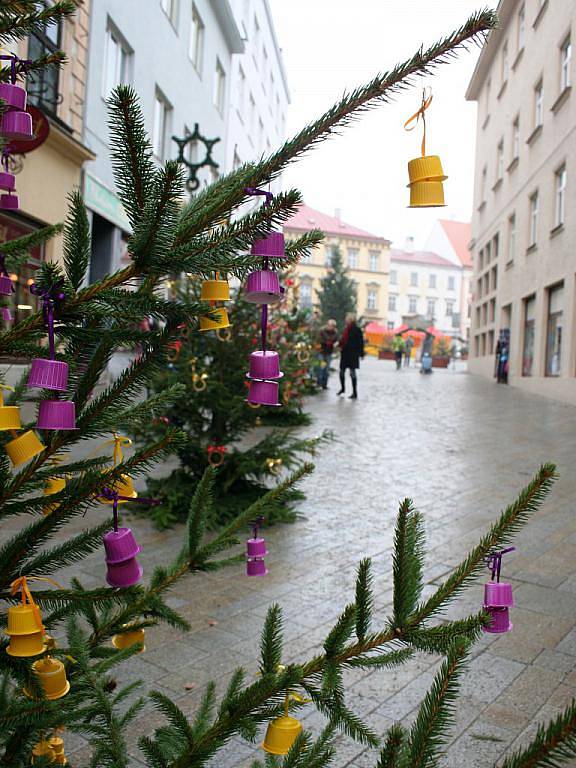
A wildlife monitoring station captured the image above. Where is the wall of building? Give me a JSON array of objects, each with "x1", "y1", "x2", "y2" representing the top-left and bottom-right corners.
[{"x1": 467, "y1": 0, "x2": 576, "y2": 405}]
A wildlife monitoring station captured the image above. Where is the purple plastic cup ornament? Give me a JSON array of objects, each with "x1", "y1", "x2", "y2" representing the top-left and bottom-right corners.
[
  {"x1": 0, "y1": 55, "x2": 29, "y2": 111},
  {"x1": 248, "y1": 351, "x2": 283, "y2": 380},
  {"x1": 27, "y1": 282, "x2": 68, "y2": 391},
  {"x1": 1, "y1": 110, "x2": 33, "y2": 141},
  {"x1": 483, "y1": 607, "x2": 513, "y2": 634},
  {"x1": 1, "y1": 307, "x2": 12, "y2": 323},
  {"x1": 0, "y1": 192, "x2": 19, "y2": 210},
  {"x1": 250, "y1": 231, "x2": 286, "y2": 259},
  {"x1": 246, "y1": 517, "x2": 267, "y2": 577},
  {"x1": 247, "y1": 379, "x2": 281, "y2": 407},
  {"x1": 484, "y1": 582, "x2": 514, "y2": 608},
  {"x1": 0, "y1": 252, "x2": 15, "y2": 297},
  {"x1": 36, "y1": 399, "x2": 76, "y2": 431},
  {"x1": 482, "y1": 547, "x2": 515, "y2": 634},
  {"x1": 0, "y1": 171, "x2": 15, "y2": 191},
  {"x1": 245, "y1": 270, "x2": 282, "y2": 304}
]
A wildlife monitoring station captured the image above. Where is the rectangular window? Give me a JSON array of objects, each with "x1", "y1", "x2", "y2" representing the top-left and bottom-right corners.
[
  {"x1": 522, "y1": 295, "x2": 536, "y2": 376},
  {"x1": 561, "y1": 36, "x2": 572, "y2": 90},
  {"x1": 534, "y1": 79, "x2": 543, "y2": 127},
  {"x1": 27, "y1": 12, "x2": 62, "y2": 117},
  {"x1": 410, "y1": 272, "x2": 418, "y2": 287},
  {"x1": 446, "y1": 300, "x2": 454, "y2": 316},
  {"x1": 189, "y1": 4, "x2": 204, "y2": 73},
  {"x1": 299, "y1": 283, "x2": 312, "y2": 309},
  {"x1": 492, "y1": 232, "x2": 499, "y2": 259},
  {"x1": 448, "y1": 276, "x2": 456, "y2": 291},
  {"x1": 408, "y1": 295, "x2": 418, "y2": 313},
  {"x1": 369, "y1": 251, "x2": 380, "y2": 271},
  {"x1": 389, "y1": 269, "x2": 397, "y2": 285},
  {"x1": 507, "y1": 214, "x2": 516, "y2": 264},
  {"x1": 161, "y1": 0, "x2": 178, "y2": 26},
  {"x1": 496, "y1": 139, "x2": 504, "y2": 179},
  {"x1": 429, "y1": 274, "x2": 437, "y2": 289},
  {"x1": 388, "y1": 294, "x2": 397, "y2": 311},
  {"x1": 367, "y1": 290, "x2": 378, "y2": 310},
  {"x1": 555, "y1": 164, "x2": 567, "y2": 227},
  {"x1": 517, "y1": 4, "x2": 525, "y2": 51},
  {"x1": 492, "y1": 265, "x2": 498, "y2": 291},
  {"x1": 501, "y1": 40, "x2": 509, "y2": 83},
  {"x1": 347, "y1": 248, "x2": 358, "y2": 268},
  {"x1": 152, "y1": 89, "x2": 172, "y2": 161},
  {"x1": 529, "y1": 191, "x2": 539, "y2": 246},
  {"x1": 546, "y1": 284, "x2": 564, "y2": 376},
  {"x1": 512, "y1": 115, "x2": 520, "y2": 159},
  {"x1": 426, "y1": 298, "x2": 436, "y2": 318},
  {"x1": 213, "y1": 59, "x2": 226, "y2": 113},
  {"x1": 324, "y1": 246, "x2": 334, "y2": 266},
  {"x1": 103, "y1": 25, "x2": 130, "y2": 99}
]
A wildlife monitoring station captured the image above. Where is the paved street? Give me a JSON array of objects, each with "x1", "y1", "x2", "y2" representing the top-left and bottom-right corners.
[{"x1": 11, "y1": 358, "x2": 576, "y2": 767}]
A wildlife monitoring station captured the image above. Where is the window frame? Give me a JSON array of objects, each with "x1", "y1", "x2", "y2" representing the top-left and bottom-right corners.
[
  {"x1": 560, "y1": 35, "x2": 572, "y2": 91},
  {"x1": 213, "y1": 58, "x2": 226, "y2": 114},
  {"x1": 529, "y1": 191, "x2": 539, "y2": 247},
  {"x1": 189, "y1": 4, "x2": 205, "y2": 74},
  {"x1": 534, "y1": 79, "x2": 544, "y2": 127},
  {"x1": 554, "y1": 164, "x2": 567, "y2": 228},
  {"x1": 152, "y1": 88, "x2": 172, "y2": 162}
]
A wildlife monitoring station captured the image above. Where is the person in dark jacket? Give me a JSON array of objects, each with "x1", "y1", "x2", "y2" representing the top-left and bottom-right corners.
[{"x1": 337, "y1": 313, "x2": 364, "y2": 400}]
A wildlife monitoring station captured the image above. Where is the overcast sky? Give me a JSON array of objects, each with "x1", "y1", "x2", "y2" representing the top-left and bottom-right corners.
[{"x1": 268, "y1": 0, "x2": 488, "y2": 249}]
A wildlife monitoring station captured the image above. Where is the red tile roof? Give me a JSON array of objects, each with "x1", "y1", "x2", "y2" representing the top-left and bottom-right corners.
[
  {"x1": 390, "y1": 249, "x2": 457, "y2": 268},
  {"x1": 437, "y1": 219, "x2": 472, "y2": 268},
  {"x1": 283, "y1": 203, "x2": 390, "y2": 243}
]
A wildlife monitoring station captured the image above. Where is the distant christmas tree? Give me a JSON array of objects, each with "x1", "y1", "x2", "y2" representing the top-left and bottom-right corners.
[{"x1": 316, "y1": 245, "x2": 357, "y2": 329}]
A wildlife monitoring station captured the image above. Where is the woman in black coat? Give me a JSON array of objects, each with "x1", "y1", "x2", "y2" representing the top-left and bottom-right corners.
[{"x1": 337, "y1": 313, "x2": 364, "y2": 400}]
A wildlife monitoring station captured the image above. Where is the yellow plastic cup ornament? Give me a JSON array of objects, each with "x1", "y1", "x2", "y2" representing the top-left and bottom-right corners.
[
  {"x1": 0, "y1": 383, "x2": 21, "y2": 430},
  {"x1": 29, "y1": 656, "x2": 70, "y2": 700},
  {"x1": 404, "y1": 88, "x2": 447, "y2": 208},
  {"x1": 48, "y1": 736, "x2": 67, "y2": 766},
  {"x1": 5, "y1": 429, "x2": 45, "y2": 467},
  {"x1": 5, "y1": 576, "x2": 61, "y2": 658},
  {"x1": 199, "y1": 307, "x2": 231, "y2": 332},
  {"x1": 31, "y1": 740, "x2": 56, "y2": 764},
  {"x1": 98, "y1": 434, "x2": 137, "y2": 504},
  {"x1": 262, "y1": 685, "x2": 306, "y2": 755},
  {"x1": 201, "y1": 278, "x2": 230, "y2": 302},
  {"x1": 112, "y1": 625, "x2": 146, "y2": 653}
]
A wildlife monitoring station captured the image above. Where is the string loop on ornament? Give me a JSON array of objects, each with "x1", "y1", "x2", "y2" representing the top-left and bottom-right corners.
[
  {"x1": 486, "y1": 546, "x2": 515, "y2": 582},
  {"x1": 404, "y1": 87, "x2": 433, "y2": 157},
  {"x1": 30, "y1": 281, "x2": 66, "y2": 361},
  {"x1": 10, "y1": 575, "x2": 63, "y2": 630}
]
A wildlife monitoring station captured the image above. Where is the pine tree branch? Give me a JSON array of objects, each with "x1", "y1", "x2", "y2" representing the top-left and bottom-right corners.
[{"x1": 498, "y1": 699, "x2": 576, "y2": 768}]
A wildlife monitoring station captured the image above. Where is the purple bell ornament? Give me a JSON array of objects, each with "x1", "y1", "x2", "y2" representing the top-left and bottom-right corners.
[
  {"x1": 483, "y1": 547, "x2": 515, "y2": 634},
  {"x1": 36, "y1": 399, "x2": 76, "y2": 431},
  {"x1": 246, "y1": 517, "x2": 267, "y2": 576},
  {"x1": 101, "y1": 489, "x2": 143, "y2": 588}
]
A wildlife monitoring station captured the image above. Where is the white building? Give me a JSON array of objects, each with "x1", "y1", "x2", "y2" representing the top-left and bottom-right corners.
[{"x1": 466, "y1": 0, "x2": 576, "y2": 405}]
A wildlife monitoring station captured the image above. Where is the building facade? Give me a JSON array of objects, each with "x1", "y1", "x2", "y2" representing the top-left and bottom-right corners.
[
  {"x1": 387, "y1": 245, "x2": 464, "y2": 338},
  {"x1": 466, "y1": 0, "x2": 576, "y2": 404},
  {"x1": 284, "y1": 204, "x2": 390, "y2": 324},
  {"x1": 5, "y1": 3, "x2": 94, "y2": 323}
]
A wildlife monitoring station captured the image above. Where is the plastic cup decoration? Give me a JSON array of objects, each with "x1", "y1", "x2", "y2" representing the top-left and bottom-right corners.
[
  {"x1": 112, "y1": 624, "x2": 146, "y2": 653},
  {"x1": 246, "y1": 517, "x2": 267, "y2": 577},
  {"x1": 29, "y1": 656, "x2": 70, "y2": 700},
  {"x1": 27, "y1": 281, "x2": 69, "y2": 391},
  {"x1": 404, "y1": 88, "x2": 447, "y2": 208},
  {"x1": 199, "y1": 271, "x2": 231, "y2": 334},
  {"x1": 0, "y1": 383, "x2": 45, "y2": 467},
  {"x1": 0, "y1": 54, "x2": 34, "y2": 143},
  {"x1": 97, "y1": 434, "x2": 137, "y2": 504},
  {"x1": 483, "y1": 547, "x2": 515, "y2": 634},
  {"x1": 31, "y1": 739, "x2": 56, "y2": 764},
  {"x1": 6, "y1": 575, "x2": 62, "y2": 659},
  {"x1": 262, "y1": 677, "x2": 306, "y2": 755}
]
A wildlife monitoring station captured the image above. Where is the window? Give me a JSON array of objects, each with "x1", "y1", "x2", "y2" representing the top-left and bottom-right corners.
[
  {"x1": 410, "y1": 272, "x2": 418, "y2": 287},
  {"x1": 522, "y1": 295, "x2": 536, "y2": 376},
  {"x1": 389, "y1": 269, "x2": 397, "y2": 285},
  {"x1": 555, "y1": 165, "x2": 567, "y2": 227},
  {"x1": 388, "y1": 294, "x2": 397, "y2": 311},
  {"x1": 152, "y1": 89, "x2": 172, "y2": 161},
  {"x1": 237, "y1": 65, "x2": 246, "y2": 113},
  {"x1": 189, "y1": 4, "x2": 204, "y2": 73},
  {"x1": 529, "y1": 191, "x2": 539, "y2": 246},
  {"x1": 408, "y1": 296, "x2": 418, "y2": 313},
  {"x1": 561, "y1": 36, "x2": 572, "y2": 90},
  {"x1": 446, "y1": 300, "x2": 454, "y2": 316},
  {"x1": 507, "y1": 214, "x2": 516, "y2": 264},
  {"x1": 546, "y1": 284, "x2": 564, "y2": 376},
  {"x1": 534, "y1": 79, "x2": 543, "y2": 127},
  {"x1": 347, "y1": 248, "x2": 358, "y2": 268},
  {"x1": 369, "y1": 251, "x2": 380, "y2": 271},
  {"x1": 501, "y1": 41, "x2": 509, "y2": 83},
  {"x1": 102, "y1": 25, "x2": 130, "y2": 99},
  {"x1": 429, "y1": 274, "x2": 437, "y2": 289},
  {"x1": 426, "y1": 298, "x2": 436, "y2": 318},
  {"x1": 496, "y1": 138, "x2": 504, "y2": 179},
  {"x1": 481, "y1": 165, "x2": 487, "y2": 201},
  {"x1": 492, "y1": 232, "x2": 499, "y2": 259},
  {"x1": 517, "y1": 4, "x2": 525, "y2": 51},
  {"x1": 512, "y1": 116, "x2": 520, "y2": 159},
  {"x1": 213, "y1": 59, "x2": 226, "y2": 113},
  {"x1": 448, "y1": 276, "x2": 456, "y2": 291},
  {"x1": 367, "y1": 290, "x2": 378, "y2": 310},
  {"x1": 161, "y1": 0, "x2": 178, "y2": 26},
  {"x1": 324, "y1": 246, "x2": 334, "y2": 266},
  {"x1": 27, "y1": 9, "x2": 62, "y2": 116},
  {"x1": 299, "y1": 283, "x2": 312, "y2": 309}
]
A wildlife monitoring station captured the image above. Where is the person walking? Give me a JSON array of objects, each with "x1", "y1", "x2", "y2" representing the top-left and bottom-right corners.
[
  {"x1": 316, "y1": 319, "x2": 338, "y2": 389},
  {"x1": 337, "y1": 313, "x2": 364, "y2": 400},
  {"x1": 392, "y1": 334, "x2": 405, "y2": 370},
  {"x1": 404, "y1": 335, "x2": 414, "y2": 367}
]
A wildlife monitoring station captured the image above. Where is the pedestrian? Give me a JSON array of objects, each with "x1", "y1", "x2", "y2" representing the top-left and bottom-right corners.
[
  {"x1": 392, "y1": 334, "x2": 405, "y2": 370},
  {"x1": 404, "y1": 335, "x2": 414, "y2": 367},
  {"x1": 316, "y1": 319, "x2": 338, "y2": 389},
  {"x1": 337, "y1": 313, "x2": 364, "y2": 400}
]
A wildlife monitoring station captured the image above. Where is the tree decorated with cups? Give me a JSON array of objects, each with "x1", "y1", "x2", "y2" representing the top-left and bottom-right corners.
[{"x1": 1, "y1": 5, "x2": 576, "y2": 768}]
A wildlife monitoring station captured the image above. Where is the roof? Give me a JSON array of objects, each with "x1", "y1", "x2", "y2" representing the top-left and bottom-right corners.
[
  {"x1": 283, "y1": 203, "x2": 390, "y2": 244},
  {"x1": 437, "y1": 219, "x2": 472, "y2": 268},
  {"x1": 390, "y1": 249, "x2": 457, "y2": 269}
]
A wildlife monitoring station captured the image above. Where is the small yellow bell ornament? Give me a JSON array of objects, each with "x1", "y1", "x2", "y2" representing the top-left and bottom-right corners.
[
  {"x1": 31, "y1": 739, "x2": 55, "y2": 764},
  {"x1": 0, "y1": 384, "x2": 45, "y2": 467},
  {"x1": 112, "y1": 624, "x2": 146, "y2": 653},
  {"x1": 262, "y1": 685, "x2": 306, "y2": 755},
  {"x1": 48, "y1": 736, "x2": 67, "y2": 765},
  {"x1": 5, "y1": 576, "x2": 49, "y2": 658},
  {"x1": 28, "y1": 656, "x2": 70, "y2": 701},
  {"x1": 200, "y1": 272, "x2": 232, "y2": 333},
  {"x1": 200, "y1": 277, "x2": 230, "y2": 302},
  {"x1": 404, "y1": 88, "x2": 447, "y2": 208}
]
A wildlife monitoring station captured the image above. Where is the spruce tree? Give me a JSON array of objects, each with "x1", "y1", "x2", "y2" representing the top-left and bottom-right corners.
[
  {"x1": 2, "y1": 6, "x2": 575, "y2": 768},
  {"x1": 316, "y1": 246, "x2": 357, "y2": 330}
]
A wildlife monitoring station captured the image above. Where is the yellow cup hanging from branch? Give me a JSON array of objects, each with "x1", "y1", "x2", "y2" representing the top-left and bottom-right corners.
[
  {"x1": 96, "y1": 433, "x2": 137, "y2": 503},
  {"x1": 404, "y1": 88, "x2": 447, "y2": 208}
]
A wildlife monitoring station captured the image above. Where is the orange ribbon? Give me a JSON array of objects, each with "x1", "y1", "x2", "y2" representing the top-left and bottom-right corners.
[
  {"x1": 88, "y1": 433, "x2": 132, "y2": 466},
  {"x1": 404, "y1": 88, "x2": 433, "y2": 157},
  {"x1": 10, "y1": 576, "x2": 63, "y2": 631}
]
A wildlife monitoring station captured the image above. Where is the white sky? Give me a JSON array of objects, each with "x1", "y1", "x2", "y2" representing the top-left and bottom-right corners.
[{"x1": 268, "y1": 0, "x2": 487, "y2": 249}]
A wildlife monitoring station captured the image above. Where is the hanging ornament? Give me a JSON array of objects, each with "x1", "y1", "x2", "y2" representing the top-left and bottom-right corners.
[
  {"x1": 28, "y1": 656, "x2": 70, "y2": 700},
  {"x1": 100, "y1": 487, "x2": 145, "y2": 588},
  {"x1": 294, "y1": 342, "x2": 311, "y2": 363},
  {"x1": 190, "y1": 357, "x2": 208, "y2": 391},
  {"x1": 47, "y1": 735, "x2": 67, "y2": 765},
  {"x1": 166, "y1": 340, "x2": 182, "y2": 363},
  {"x1": 0, "y1": 150, "x2": 18, "y2": 211},
  {"x1": 265, "y1": 458, "x2": 283, "y2": 476},
  {"x1": 0, "y1": 53, "x2": 34, "y2": 142},
  {"x1": 216, "y1": 326, "x2": 232, "y2": 342},
  {"x1": 262, "y1": 675, "x2": 307, "y2": 755},
  {"x1": 5, "y1": 576, "x2": 48, "y2": 658},
  {"x1": 206, "y1": 444, "x2": 226, "y2": 467},
  {"x1": 31, "y1": 739, "x2": 56, "y2": 764},
  {"x1": 0, "y1": 251, "x2": 15, "y2": 297},
  {"x1": 404, "y1": 88, "x2": 447, "y2": 208},
  {"x1": 97, "y1": 434, "x2": 137, "y2": 502},
  {"x1": 200, "y1": 271, "x2": 231, "y2": 333},
  {"x1": 200, "y1": 277, "x2": 230, "y2": 302},
  {"x1": 246, "y1": 517, "x2": 267, "y2": 576},
  {"x1": 1, "y1": 306, "x2": 12, "y2": 324},
  {"x1": 483, "y1": 547, "x2": 515, "y2": 634},
  {"x1": 112, "y1": 624, "x2": 146, "y2": 653},
  {"x1": 255, "y1": 416, "x2": 262, "y2": 426},
  {"x1": 0, "y1": 383, "x2": 45, "y2": 467}
]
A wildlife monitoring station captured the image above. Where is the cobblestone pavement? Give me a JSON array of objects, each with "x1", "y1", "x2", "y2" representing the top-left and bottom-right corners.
[{"x1": 7, "y1": 359, "x2": 576, "y2": 767}]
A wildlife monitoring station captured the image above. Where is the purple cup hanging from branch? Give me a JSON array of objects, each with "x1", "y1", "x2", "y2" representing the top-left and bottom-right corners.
[
  {"x1": 27, "y1": 282, "x2": 68, "y2": 391},
  {"x1": 246, "y1": 516, "x2": 268, "y2": 577},
  {"x1": 483, "y1": 546, "x2": 515, "y2": 634}
]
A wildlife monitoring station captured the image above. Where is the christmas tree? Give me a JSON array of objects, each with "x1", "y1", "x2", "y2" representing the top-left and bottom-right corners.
[
  {"x1": 2, "y1": 5, "x2": 575, "y2": 767},
  {"x1": 316, "y1": 246, "x2": 357, "y2": 330}
]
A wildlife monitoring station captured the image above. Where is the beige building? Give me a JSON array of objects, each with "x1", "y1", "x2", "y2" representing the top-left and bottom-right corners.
[
  {"x1": 283, "y1": 203, "x2": 390, "y2": 324},
  {"x1": 466, "y1": 0, "x2": 576, "y2": 404},
  {"x1": 6, "y1": 3, "x2": 94, "y2": 323}
]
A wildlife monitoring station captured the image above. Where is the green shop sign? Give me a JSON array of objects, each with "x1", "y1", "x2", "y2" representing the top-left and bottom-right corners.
[{"x1": 84, "y1": 174, "x2": 131, "y2": 231}]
